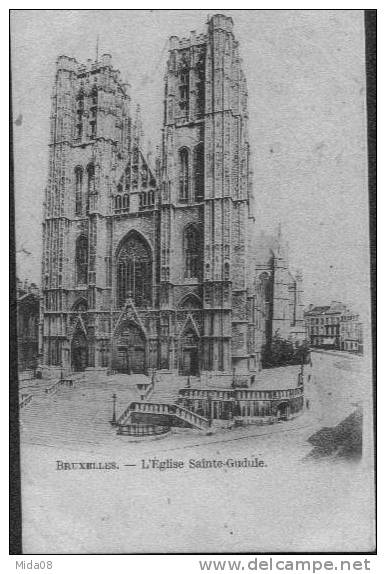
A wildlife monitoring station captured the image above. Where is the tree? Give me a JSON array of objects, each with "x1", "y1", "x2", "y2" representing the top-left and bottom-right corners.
[{"x1": 262, "y1": 331, "x2": 310, "y2": 368}]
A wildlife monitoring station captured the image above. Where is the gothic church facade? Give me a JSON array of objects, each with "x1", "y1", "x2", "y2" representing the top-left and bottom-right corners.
[{"x1": 40, "y1": 14, "x2": 305, "y2": 379}]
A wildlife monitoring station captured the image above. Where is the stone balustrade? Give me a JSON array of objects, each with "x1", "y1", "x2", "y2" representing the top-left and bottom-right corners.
[
  {"x1": 120, "y1": 400, "x2": 209, "y2": 430},
  {"x1": 179, "y1": 386, "x2": 303, "y2": 402},
  {"x1": 117, "y1": 423, "x2": 170, "y2": 437},
  {"x1": 45, "y1": 378, "x2": 74, "y2": 395}
]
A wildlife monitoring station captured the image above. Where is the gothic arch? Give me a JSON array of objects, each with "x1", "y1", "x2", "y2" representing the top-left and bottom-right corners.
[
  {"x1": 71, "y1": 325, "x2": 88, "y2": 372},
  {"x1": 115, "y1": 230, "x2": 153, "y2": 308},
  {"x1": 72, "y1": 297, "x2": 88, "y2": 312},
  {"x1": 178, "y1": 316, "x2": 200, "y2": 375},
  {"x1": 178, "y1": 293, "x2": 202, "y2": 309},
  {"x1": 74, "y1": 166, "x2": 83, "y2": 215},
  {"x1": 178, "y1": 147, "x2": 190, "y2": 201},
  {"x1": 193, "y1": 142, "x2": 204, "y2": 201},
  {"x1": 86, "y1": 162, "x2": 95, "y2": 194},
  {"x1": 113, "y1": 319, "x2": 147, "y2": 374}
]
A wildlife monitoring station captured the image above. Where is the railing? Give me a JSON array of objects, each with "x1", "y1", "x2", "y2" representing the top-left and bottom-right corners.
[
  {"x1": 174, "y1": 405, "x2": 209, "y2": 429},
  {"x1": 45, "y1": 378, "x2": 74, "y2": 395},
  {"x1": 116, "y1": 386, "x2": 303, "y2": 431},
  {"x1": 179, "y1": 388, "x2": 235, "y2": 401},
  {"x1": 61, "y1": 378, "x2": 74, "y2": 388},
  {"x1": 235, "y1": 386, "x2": 303, "y2": 401},
  {"x1": 179, "y1": 386, "x2": 303, "y2": 402},
  {"x1": 116, "y1": 403, "x2": 133, "y2": 426},
  {"x1": 131, "y1": 401, "x2": 174, "y2": 415},
  {"x1": 124, "y1": 401, "x2": 209, "y2": 430},
  {"x1": 19, "y1": 394, "x2": 33, "y2": 409},
  {"x1": 117, "y1": 423, "x2": 170, "y2": 437}
]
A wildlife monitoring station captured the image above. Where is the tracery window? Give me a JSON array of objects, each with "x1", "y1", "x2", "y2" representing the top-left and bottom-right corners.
[
  {"x1": 179, "y1": 67, "x2": 189, "y2": 113},
  {"x1": 260, "y1": 272, "x2": 272, "y2": 338},
  {"x1": 291, "y1": 286, "x2": 297, "y2": 327},
  {"x1": 75, "y1": 166, "x2": 83, "y2": 216},
  {"x1": 132, "y1": 149, "x2": 138, "y2": 188},
  {"x1": 89, "y1": 86, "x2": 98, "y2": 139},
  {"x1": 179, "y1": 148, "x2": 189, "y2": 202},
  {"x1": 184, "y1": 225, "x2": 201, "y2": 279},
  {"x1": 75, "y1": 91, "x2": 84, "y2": 140},
  {"x1": 224, "y1": 262, "x2": 230, "y2": 281},
  {"x1": 114, "y1": 195, "x2": 122, "y2": 211},
  {"x1": 194, "y1": 142, "x2": 204, "y2": 201},
  {"x1": 196, "y1": 55, "x2": 206, "y2": 116},
  {"x1": 116, "y1": 232, "x2": 152, "y2": 308},
  {"x1": 122, "y1": 194, "x2": 129, "y2": 210},
  {"x1": 87, "y1": 163, "x2": 95, "y2": 194},
  {"x1": 76, "y1": 235, "x2": 88, "y2": 285}
]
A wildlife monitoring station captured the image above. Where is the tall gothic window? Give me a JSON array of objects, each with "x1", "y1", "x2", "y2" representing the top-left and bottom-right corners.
[
  {"x1": 179, "y1": 67, "x2": 189, "y2": 114},
  {"x1": 116, "y1": 232, "x2": 152, "y2": 308},
  {"x1": 260, "y1": 272, "x2": 272, "y2": 339},
  {"x1": 89, "y1": 86, "x2": 98, "y2": 139},
  {"x1": 75, "y1": 91, "x2": 84, "y2": 140},
  {"x1": 194, "y1": 142, "x2": 204, "y2": 201},
  {"x1": 179, "y1": 148, "x2": 189, "y2": 202},
  {"x1": 76, "y1": 235, "x2": 88, "y2": 285},
  {"x1": 87, "y1": 163, "x2": 95, "y2": 194},
  {"x1": 291, "y1": 285, "x2": 297, "y2": 327},
  {"x1": 196, "y1": 55, "x2": 205, "y2": 116},
  {"x1": 87, "y1": 163, "x2": 95, "y2": 212},
  {"x1": 114, "y1": 195, "x2": 122, "y2": 211},
  {"x1": 75, "y1": 166, "x2": 83, "y2": 216},
  {"x1": 184, "y1": 225, "x2": 201, "y2": 279}
]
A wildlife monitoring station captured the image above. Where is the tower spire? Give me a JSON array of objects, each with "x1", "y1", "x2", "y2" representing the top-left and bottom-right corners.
[{"x1": 96, "y1": 35, "x2": 99, "y2": 63}]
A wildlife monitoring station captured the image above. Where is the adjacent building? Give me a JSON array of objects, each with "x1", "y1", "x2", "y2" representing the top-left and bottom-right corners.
[
  {"x1": 17, "y1": 278, "x2": 40, "y2": 372},
  {"x1": 304, "y1": 301, "x2": 363, "y2": 353},
  {"x1": 40, "y1": 14, "x2": 305, "y2": 381},
  {"x1": 304, "y1": 301, "x2": 347, "y2": 349},
  {"x1": 340, "y1": 312, "x2": 363, "y2": 354}
]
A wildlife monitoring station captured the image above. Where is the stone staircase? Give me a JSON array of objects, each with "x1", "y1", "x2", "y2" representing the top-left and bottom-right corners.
[
  {"x1": 115, "y1": 373, "x2": 211, "y2": 432},
  {"x1": 147, "y1": 373, "x2": 184, "y2": 404},
  {"x1": 118, "y1": 401, "x2": 209, "y2": 431}
]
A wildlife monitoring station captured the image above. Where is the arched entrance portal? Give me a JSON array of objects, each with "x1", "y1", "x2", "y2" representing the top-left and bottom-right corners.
[
  {"x1": 71, "y1": 330, "x2": 88, "y2": 372},
  {"x1": 179, "y1": 329, "x2": 199, "y2": 376},
  {"x1": 114, "y1": 322, "x2": 147, "y2": 374}
]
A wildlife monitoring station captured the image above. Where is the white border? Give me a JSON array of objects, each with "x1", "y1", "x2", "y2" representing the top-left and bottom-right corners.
[{"x1": 4, "y1": 2, "x2": 380, "y2": 571}]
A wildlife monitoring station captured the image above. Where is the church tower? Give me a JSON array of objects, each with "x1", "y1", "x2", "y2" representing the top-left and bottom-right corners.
[
  {"x1": 41, "y1": 54, "x2": 131, "y2": 373},
  {"x1": 161, "y1": 14, "x2": 255, "y2": 375}
]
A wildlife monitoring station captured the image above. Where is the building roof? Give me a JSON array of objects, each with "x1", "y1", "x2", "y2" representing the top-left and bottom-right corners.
[{"x1": 304, "y1": 302, "x2": 348, "y2": 316}]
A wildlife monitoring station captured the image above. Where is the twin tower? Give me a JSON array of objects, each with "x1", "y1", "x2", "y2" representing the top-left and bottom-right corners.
[{"x1": 41, "y1": 14, "x2": 305, "y2": 380}]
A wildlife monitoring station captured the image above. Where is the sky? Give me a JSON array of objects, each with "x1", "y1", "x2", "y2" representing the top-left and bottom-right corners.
[{"x1": 11, "y1": 9, "x2": 370, "y2": 317}]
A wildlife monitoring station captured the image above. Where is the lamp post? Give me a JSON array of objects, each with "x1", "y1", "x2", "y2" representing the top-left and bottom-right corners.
[
  {"x1": 207, "y1": 391, "x2": 213, "y2": 428},
  {"x1": 110, "y1": 393, "x2": 117, "y2": 425}
]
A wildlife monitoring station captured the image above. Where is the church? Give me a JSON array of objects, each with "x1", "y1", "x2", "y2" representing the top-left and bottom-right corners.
[{"x1": 40, "y1": 14, "x2": 305, "y2": 381}]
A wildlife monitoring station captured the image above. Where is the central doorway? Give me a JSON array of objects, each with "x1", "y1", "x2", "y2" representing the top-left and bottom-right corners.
[
  {"x1": 179, "y1": 329, "x2": 199, "y2": 376},
  {"x1": 114, "y1": 322, "x2": 147, "y2": 374},
  {"x1": 71, "y1": 330, "x2": 88, "y2": 372}
]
